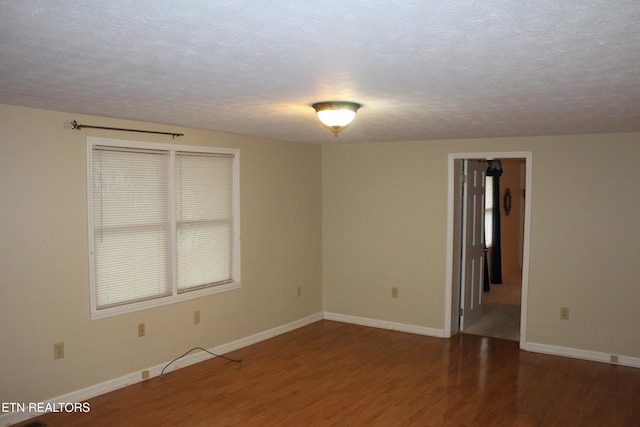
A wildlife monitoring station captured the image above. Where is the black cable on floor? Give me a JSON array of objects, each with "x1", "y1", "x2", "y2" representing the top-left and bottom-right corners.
[{"x1": 160, "y1": 347, "x2": 242, "y2": 376}]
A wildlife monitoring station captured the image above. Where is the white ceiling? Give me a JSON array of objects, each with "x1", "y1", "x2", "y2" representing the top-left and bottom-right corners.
[{"x1": 1, "y1": 1, "x2": 640, "y2": 144}]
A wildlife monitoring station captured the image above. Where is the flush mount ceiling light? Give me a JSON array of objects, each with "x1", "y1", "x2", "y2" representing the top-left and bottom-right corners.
[{"x1": 312, "y1": 101, "x2": 362, "y2": 136}]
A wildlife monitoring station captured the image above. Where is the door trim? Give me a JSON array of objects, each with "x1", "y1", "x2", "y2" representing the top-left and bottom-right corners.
[{"x1": 444, "y1": 151, "x2": 532, "y2": 349}]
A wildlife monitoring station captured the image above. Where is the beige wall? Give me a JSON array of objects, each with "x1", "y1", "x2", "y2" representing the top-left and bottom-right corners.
[
  {"x1": 0, "y1": 105, "x2": 323, "y2": 403},
  {"x1": 499, "y1": 158, "x2": 524, "y2": 278},
  {"x1": 322, "y1": 141, "x2": 451, "y2": 327},
  {"x1": 489, "y1": 158, "x2": 524, "y2": 280},
  {"x1": 322, "y1": 133, "x2": 640, "y2": 357},
  {"x1": 2, "y1": 103, "x2": 639, "y2": 406}
]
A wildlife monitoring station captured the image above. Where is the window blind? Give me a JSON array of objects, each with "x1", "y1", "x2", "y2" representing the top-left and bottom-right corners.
[
  {"x1": 92, "y1": 146, "x2": 171, "y2": 309},
  {"x1": 175, "y1": 152, "x2": 234, "y2": 292},
  {"x1": 88, "y1": 138, "x2": 240, "y2": 319}
]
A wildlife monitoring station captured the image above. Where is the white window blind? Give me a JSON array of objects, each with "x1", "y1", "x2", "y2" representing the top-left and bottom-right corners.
[
  {"x1": 87, "y1": 138, "x2": 240, "y2": 319},
  {"x1": 92, "y1": 147, "x2": 171, "y2": 309},
  {"x1": 176, "y1": 152, "x2": 234, "y2": 292}
]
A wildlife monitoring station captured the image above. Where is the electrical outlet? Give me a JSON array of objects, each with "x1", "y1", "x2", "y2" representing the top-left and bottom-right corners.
[
  {"x1": 297, "y1": 286, "x2": 302, "y2": 298},
  {"x1": 560, "y1": 307, "x2": 569, "y2": 320},
  {"x1": 391, "y1": 287, "x2": 399, "y2": 298},
  {"x1": 141, "y1": 370, "x2": 150, "y2": 380},
  {"x1": 54, "y1": 342, "x2": 64, "y2": 360},
  {"x1": 138, "y1": 323, "x2": 146, "y2": 337},
  {"x1": 194, "y1": 310, "x2": 200, "y2": 324}
]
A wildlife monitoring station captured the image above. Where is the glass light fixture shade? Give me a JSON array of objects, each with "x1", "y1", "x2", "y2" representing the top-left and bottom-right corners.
[
  {"x1": 312, "y1": 101, "x2": 361, "y2": 136},
  {"x1": 316, "y1": 109, "x2": 357, "y2": 128}
]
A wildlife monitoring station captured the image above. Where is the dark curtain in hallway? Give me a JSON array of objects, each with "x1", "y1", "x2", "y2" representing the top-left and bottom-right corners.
[
  {"x1": 483, "y1": 250, "x2": 490, "y2": 291},
  {"x1": 487, "y1": 160, "x2": 503, "y2": 284}
]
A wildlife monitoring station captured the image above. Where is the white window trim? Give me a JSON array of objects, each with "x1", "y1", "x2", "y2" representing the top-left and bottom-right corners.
[{"x1": 86, "y1": 137, "x2": 241, "y2": 320}]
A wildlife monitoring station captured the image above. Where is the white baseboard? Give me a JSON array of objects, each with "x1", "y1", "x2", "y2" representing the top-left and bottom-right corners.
[
  {"x1": 523, "y1": 341, "x2": 640, "y2": 369},
  {"x1": 322, "y1": 312, "x2": 640, "y2": 369},
  {"x1": 0, "y1": 312, "x2": 323, "y2": 427},
  {"x1": 323, "y1": 311, "x2": 446, "y2": 338}
]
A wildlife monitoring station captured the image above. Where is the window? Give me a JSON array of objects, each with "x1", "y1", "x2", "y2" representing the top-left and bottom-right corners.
[
  {"x1": 87, "y1": 137, "x2": 240, "y2": 319},
  {"x1": 485, "y1": 176, "x2": 493, "y2": 247}
]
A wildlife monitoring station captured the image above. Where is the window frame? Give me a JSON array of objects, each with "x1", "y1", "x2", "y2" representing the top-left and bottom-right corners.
[{"x1": 86, "y1": 137, "x2": 240, "y2": 320}]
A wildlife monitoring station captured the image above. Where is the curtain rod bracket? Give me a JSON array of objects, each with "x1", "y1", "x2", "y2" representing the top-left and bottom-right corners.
[{"x1": 69, "y1": 120, "x2": 184, "y2": 139}]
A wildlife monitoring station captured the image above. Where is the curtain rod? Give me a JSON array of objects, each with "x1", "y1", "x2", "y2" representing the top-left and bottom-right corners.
[{"x1": 70, "y1": 120, "x2": 184, "y2": 139}]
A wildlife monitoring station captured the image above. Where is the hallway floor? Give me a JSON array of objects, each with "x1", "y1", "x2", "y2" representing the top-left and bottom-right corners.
[{"x1": 464, "y1": 271, "x2": 522, "y2": 341}]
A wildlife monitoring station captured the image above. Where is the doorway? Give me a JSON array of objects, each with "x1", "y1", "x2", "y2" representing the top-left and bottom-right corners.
[{"x1": 444, "y1": 152, "x2": 532, "y2": 349}]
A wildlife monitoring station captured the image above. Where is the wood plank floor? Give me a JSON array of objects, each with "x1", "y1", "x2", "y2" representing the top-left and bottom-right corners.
[{"x1": 13, "y1": 320, "x2": 640, "y2": 426}]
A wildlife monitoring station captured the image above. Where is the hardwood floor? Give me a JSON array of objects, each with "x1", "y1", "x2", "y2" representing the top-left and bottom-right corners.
[{"x1": 13, "y1": 320, "x2": 640, "y2": 426}]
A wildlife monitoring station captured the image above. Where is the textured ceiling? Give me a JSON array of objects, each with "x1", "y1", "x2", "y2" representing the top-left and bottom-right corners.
[{"x1": 1, "y1": 1, "x2": 640, "y2": 144}]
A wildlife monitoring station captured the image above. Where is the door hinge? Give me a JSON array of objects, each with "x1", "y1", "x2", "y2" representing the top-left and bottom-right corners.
[
  {"x1": 459, "y1": 308, "x2": 464, "y2": 316},
  {"x1": 462, "y1": 175, "x2": 467, "y2": 183}
]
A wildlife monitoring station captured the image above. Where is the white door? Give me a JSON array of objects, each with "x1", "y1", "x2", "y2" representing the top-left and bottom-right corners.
[{"x1": 459, "y1": 159, "x2": 487, "y2": 330}]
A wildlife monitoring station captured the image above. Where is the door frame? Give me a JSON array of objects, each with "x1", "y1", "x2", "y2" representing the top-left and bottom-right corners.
[{"x1": 444, "y1": 151, "x2": 532, "y2": 349}]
